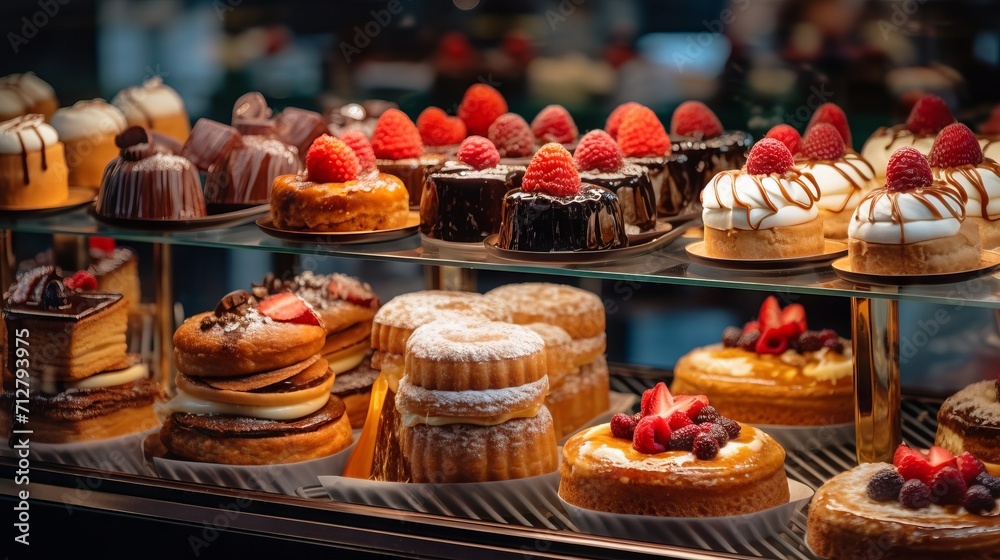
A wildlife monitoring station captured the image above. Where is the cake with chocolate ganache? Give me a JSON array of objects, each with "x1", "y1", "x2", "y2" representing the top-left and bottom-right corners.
[
  {"x1": 928, "y1": 123, "x2": 1000, "y2": 249},
  {"x1": 862, "y1": 94, "x2": 955, "y2": 179},
  {"x1": 420, "y1": 136, "x2": 523, "y2": 243},
  {"x1": 371, "y1": 108, "x2": 446, "y2": 207},
  {"x1": 49, "y1": 100, "x2": 128, "y2": 188},
  {"x1": 573, "y1": 129, "x2": 656, "y2": 234},
  {"x1": 498, "y1": 143, "x2": 627, "y2": 252},
  {"x1": 606, "y1": 104, "x2": 676, "y2": 215},
  {"x1": 0, "y1": 114, "x2": 68, "y2": 209},
  {"x1": 96, "y1": 126, "x2": 206, "y2": 220},
  {"x1": 274, "y1": 107, "x2": 328, "y2": 165}
]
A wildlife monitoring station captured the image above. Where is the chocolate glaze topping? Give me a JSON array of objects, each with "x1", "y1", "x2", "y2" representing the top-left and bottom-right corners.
[{"x1": 498, "y1": 184, "x2": 628, "y2": 251}]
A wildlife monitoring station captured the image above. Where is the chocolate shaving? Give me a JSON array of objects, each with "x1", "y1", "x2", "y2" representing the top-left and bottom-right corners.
[{"x1": 213, "y1": 289, "x2": 256, "y2": 318}]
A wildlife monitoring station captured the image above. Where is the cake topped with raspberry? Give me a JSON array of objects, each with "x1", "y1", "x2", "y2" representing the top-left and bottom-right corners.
[
  {"x1": 488, "y1": 112, "x2": 536, "y2": 160},
  {"x1": 371, "y1": 108, "x2": 446, "y2": 207},
  {"x1": 928, "y1": 123, "x2": 1000, "y2": 248},
  {"x1": 572, "y1": 129, "x2": 656, "y2": 233},
  {"x1": 765, "y1": 124, "x2": 802, "y2": 156},
  {"x1": 862, "y1": 94, "x2": 957, "y2": 179},
  {"x1": 458, "y1": 84, "x2": 508, "y2": 138},
  {"x1": 416, "y1": 106, "x2": 466, "y2": 153},
  {"x1": 531, "y1": 104, "x2": 578, "y2": 146}
]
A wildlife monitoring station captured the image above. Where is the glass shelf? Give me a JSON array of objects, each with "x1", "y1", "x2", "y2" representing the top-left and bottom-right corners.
[{"x1": 4, "y1": 206, "x2": 1000, "y2": 308}]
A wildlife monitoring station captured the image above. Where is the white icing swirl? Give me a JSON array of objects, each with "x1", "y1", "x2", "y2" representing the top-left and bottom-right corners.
[
  {"x1": 848, "y1": 185, "x2": 966, "y2": 244},
  {"x1": 0, "y1": 73, "x2": 55, "y2": 104},
  {"x1": 795, "y1": 153, "x2": 877, "y2": 213},
  {"x1": 860, "y1": 126, "x2": 936, "y2": 177},
  {"x1": 932, "y1": 160, "x2": 1000, "y2": 221},
  {"x1": 701, "y1": 169, "x2": 820, "y2": 231},
  {"x1": 0, "y1": 114, "x2": 60, "y2": 154},
  {"x1": 979, "y1": 137, "x2": 1000, "y2": 166},
  {"x1": 112, "y1": 77, "x2": 186, "y2": 122},
  {"x1": 50, "y1": 99, "x2": 127, "y2": 141}
]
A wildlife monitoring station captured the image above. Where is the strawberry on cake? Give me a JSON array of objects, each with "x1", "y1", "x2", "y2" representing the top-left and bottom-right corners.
[
  {"x1": 861, "y1": 94, "x2": 956, "y2": 178},
  {"x1": 700, "y1": 138, "x2": 824, "y2": 258},
  {"x1": 928, "y1": 123, "x2": 1000, "y2": 249},
  {"x1": 673, "y1": 296, "x2": 853, "y2": 426},
  {"x1": 764, "y1": 123, "x2": 802, "y2": 156},
  {"x1": 573, "y1": 129, "x2": 657, "y2": 234},
  {"x1": 559, "y1": 382, "x2": 789, "y2": 517},
  {"x1": 848, "y1": 146, "x2": 981, "y2": 274},
  {"x1": 807, "y1": 444, "x2": 1000, "y2": 559}
]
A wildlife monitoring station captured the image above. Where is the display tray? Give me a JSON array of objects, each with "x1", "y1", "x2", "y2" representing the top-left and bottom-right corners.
[
  {"x1": 482, "y1": 219, "x2": 693, "y2": 265},
  {"x1": 0, "y1": 186, "x2": 96, "y2": 216},
  {"x1": 89, "y1": 203, "x2": 269, "y2": 231},
  {"x1": 831, "y1": 252, "x2": 1000, "y2": 286},
  {"x1": 685, "y1": 240, "x2": 848, "y2": 271},
  {"x1": 256, "y1": 211, "x2": 420, "y2": 244},
  {"x1": 0, "y1": 426, "x2": 156, "y2": 476}
]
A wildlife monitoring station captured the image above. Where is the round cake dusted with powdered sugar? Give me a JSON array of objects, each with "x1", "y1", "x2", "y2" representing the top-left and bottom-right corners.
[{"x1": 484, "y1": 283, "x2": 604, "y2": 339}]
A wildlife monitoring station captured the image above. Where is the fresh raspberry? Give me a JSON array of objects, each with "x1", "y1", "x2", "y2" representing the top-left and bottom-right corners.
[
  {"x1": 257, "y1": 293, "x2": 321, "y2": 326},
  {"x1": 610, "y1": 412, "x2": 638, "y2": 440},
  {"x1": 573, "y1": 129, "x2": 623, "y2": 172},
  {"x1": 956, "y1": 452, "x2": 987, "y2": 484},
  {"x1": 521, "y1": 143, "x2": 581, "y2": 197},
  {"x1": 306, "y1": 134, "x2": 359, "y2": 183},
  {"x1": 796, "y1": 331, "x2": 824, "y2": 352},
  {"x1": 806, "y1": 103, "x2": 852, "y2": 148},
  {"x1": 605, "y1": 101, "x2": 642, "y2": 139},
  {"x1": 885, "y1": 146, "x2": 933, "y2": 192},
  {"x1": 456, "y1": 136, "x2": 500, "y2": 170},
  {"x1": 928, "y1": 123, "x2": 984, "y2": 168},
  {"x1": 669, "y1": 424, "x2": 703, "y2": 451},
  {"x1": 338, "y1": 130, "x2": 376, "y2": 173},
  {"x1": 721, "y1": 326, "x2": 742, "y2": 347},
  {"x1": 717, "y1": 417, "x2": 741, "y2": 439},
  {"x1": 906, "y1": 94, "x2": 955, "y2": 135},
  {"x1": 670, "y1": 100, "x2": 724, "y2": 138},
  {"x1": 417, "y1": 107, "x2": 466, "y2": 147},
  {"x1": 893, "y1": 444, "x2": 934, "y2": 484},
  {"x1": 963, "y1": 485, "x2": 997, "y2": 515},
  {"x1": 488, "y1": 113, "x2": 535, "y2": 158},
  {"x1": 765, "y1": 124, "x2": 802, "y2": 156},
  {"x1": 531, "y1": 104, "x2": 578, "y2": 144},
  {"x1": 632, "y1": 414, "x2": 671, "y2": 454},
  {"x1": 667, "y1": 410, "x2": 694, "y2": 430},
  {"x1": 694, "y1": 406, "x2": 720, "y2": 424},
  {"x1": 64, "y1": 270, "x2": 98, "y2": 291},
  {"x1": 458, "y1": 84, "x2": 508, "y2": 137},
  {"x1": 866, "y1": 469, "x2": 905, "y2": 502},
  {"x1": 755, "y1": 328, "x2": 789, "y2": 355},
  {"x1": 801, "y1": 123, "x2": 846, "y2": 160},
  {"x1": 737, "y1": 331, "x2": 760, "y2": 352},
  {"x1": 898, "y1": 479, "x2": 931, "y2": 509},
  {"x1": 981, "y1": 105, "x2": 1000, "y2": 135},
  {"x1": 745, "y1": 138, "x2": 794, "y2": 175},
  {"x1": 617, "y1": 106, "x2": 670, "y2": 158},
  {"x1": 692, "y1": 432, "x2": 720, "y2": 460},
  {"x1": 370, "y1": 108, "x2": 422, "y2": 160},
  {"x1": 930, "y1": 466, "x2": 968, "y2": 505}
]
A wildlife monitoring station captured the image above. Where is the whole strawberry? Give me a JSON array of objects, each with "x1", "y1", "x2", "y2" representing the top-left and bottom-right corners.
[{"x1": 617, "y1": 105, "x2": 670, "y2": 158}]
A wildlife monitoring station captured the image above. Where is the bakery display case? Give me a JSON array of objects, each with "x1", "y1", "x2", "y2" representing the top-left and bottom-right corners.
[{"x1": 3, "y1": 0, "x2": 1000, "y2": 558}]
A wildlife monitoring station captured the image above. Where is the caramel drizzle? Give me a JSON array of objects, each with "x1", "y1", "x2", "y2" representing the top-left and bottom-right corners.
[
  {"x1": 854, "y1": 183, "x2": 966, "y2": 245},
  {"x1": 873, "y1": 124, "x2": 935, "y2": 150},
  {"x1": 981, "y1": 136, "x2": 999, "y2": 154},
  {"x1": 706, "y1": 169, "x2": 821, "y2": 230},
  {"x1": 937, "y1": 159, "x2": 1000, "y2": 220},
  {"x1": 795, "y1": 153, "x2": 876, "y2": 212}
]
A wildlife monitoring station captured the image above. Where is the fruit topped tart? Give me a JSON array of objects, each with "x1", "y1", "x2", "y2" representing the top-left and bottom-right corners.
[
  {"x1": 558, "y1": 382, "x2": 789, "y2": 517},
  {"x1": 672, "y1": 296, "x2": 854, "y2": 426},
  {"x1": 927, "y1": 123, "x2": 1000, "y2": 249},
  {"x1": 806, "y1": 444, "x2": 1000, "y2": 559}
]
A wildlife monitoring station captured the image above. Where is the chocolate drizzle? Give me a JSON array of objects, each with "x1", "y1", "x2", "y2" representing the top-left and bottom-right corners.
[
  {"x1": 1, "y1": 114, "x2": 49, "y2": 185},
  {"x1": 704, "y1": 169, "x2": 821, "y2": 230},
  {"x1": 853, "y1": 184, "x2": 966, "y2": 245},
  {"x1": 795, "y1": 152, "x2": 876, "y2": 213},
  {"x1": 936, "y1": 159, "x2": 1000, "y2": 220}
]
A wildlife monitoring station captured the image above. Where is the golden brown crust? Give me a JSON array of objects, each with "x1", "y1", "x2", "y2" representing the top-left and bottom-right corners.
[
  {"x1": 704, "y1": 219, "x2": 825, "y2": 259},
  {"x1": 523, "y1": 322, "x2": 575, "y2": 388},
  {"x1": 0, "y1": 404, "x2": 158, "y2": 443},
  {"x1": 339, "y1": 391, "x2": 371, "y2": 429},
  {"x1": 546, "y1": 357, "x2": 610, "y2": 439},
  {"x1": 484, "y1": 283, "x2": 605, "y2": 339},
  {"x1": 848, "y1": 221, "x2": 981, "y2": 274},
  {"x1": 320, "y1": 322, "x2": 372, "y2": 355},
  {"x1": 371, "y1": 290, "x2": 511, "y2": 355},
  {"x1": 0, "y1": 144, "x2": 68, "y2": 209},
  {"x1": 173, "y1": 311, "x2": 326, "y2": 376},
  {"x1": 270, "y1": 172, "x2": 409, "y2": 232},
  {"x1": 315, "y1": 302, "x2": 377, "y2": 335}
]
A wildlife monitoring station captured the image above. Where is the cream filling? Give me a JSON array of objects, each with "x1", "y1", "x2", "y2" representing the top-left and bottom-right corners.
[
  {"x1": 860, "y1": 131, "x2": 936, "y2": 177},
  {"x1": 796, "y1": 158, "x2": 875, "y2": 213},
  {"x1": 159, "y1": 390, "x2": 328, "y2": 421},
  {"x1": 400, "y1": 403, "x2": 542, "y2": 428},
  {"x1": 325, "y1": 347, "x2": 367, "y2": 374},
  {"x1": 50, "y1": 100, "x2": 127, "y2": 141},
  {"x1": 849, "y1": 189, "x2": 966, "y2": 244},
  {"x1": 932, "y1": 163, "x2": 1000, "y2": 220},
  {"x1": 701, "y1": 171, "x2": 820, "y2": 231},
  {"x1": 63, "y1": 363, "x2": 148, "y2": 389}
]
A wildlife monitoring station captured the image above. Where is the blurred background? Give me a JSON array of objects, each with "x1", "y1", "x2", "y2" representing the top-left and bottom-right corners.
[{"x1": 3, "y1": 0, "x2": 999, "y2": 389}]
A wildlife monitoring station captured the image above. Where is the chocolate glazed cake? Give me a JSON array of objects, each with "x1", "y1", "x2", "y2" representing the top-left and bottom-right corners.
[
  {"x1": 652, "y1": 130, "x2": 752, "y2": 218},
  {"x1": 498, "y1": 184, "x2": 628, "y2": 251},
  {"x1": 578, "y1": 163, "x2": 657, "y2": 233},
  {"x1": 420, "y1": 161, "x2": 523, "y2": 242}
]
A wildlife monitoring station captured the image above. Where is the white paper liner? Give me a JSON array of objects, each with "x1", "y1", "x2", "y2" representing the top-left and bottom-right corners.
[
  {"x1": 318, "y1": 467, "x2": 561, "y2": 522},
  {"x1": 560, "y1": 479, "x2": 814, "y2": 549},
  {"x1": 0, "y1": 426, "x2": 158, "y2": 475},
  {"x1": 151, "y1": 433, "x2": 358, "y2": 496},
  {"x1": 558, "y1": 391, "x2": 638, "y2": 445},
  {"x1": 751, "y1": 423, "x2": 855, "y2": 453}
]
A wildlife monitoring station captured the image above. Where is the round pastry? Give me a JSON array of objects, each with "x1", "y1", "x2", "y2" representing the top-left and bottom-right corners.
[
  {"x1": 271, "y1": 134, "x2": 408, "y2": 231},
  {"x1": 806, "y1": 447, "x2": 1000, "y2": 559},
  {"x1": 573, "y1": 129, "x2": 657, "y2": 234},
  {"x1": 111, "y1": 77, "x2": 190, "y2": 142},
  {"x1": 0, "y1": 114, "x2": 68, "y2": 209},
  {"x1": 849, "y1": 146, "x2": 981, "y2": 275},
  {"x1": 523, "y1": 322, "x2": 575, "y2": 391},
  {"x1": 559, "y1": 383, "x2": 789, "y2": 517},
  {"x1": 672, "y1": 296, "x2": 854, "y2": 426},
  {"x1": 396, "y1": 319, "x2": 557, "y2": 482},
  {"x1": 545, "y1": 356, "x2": 610, "y2": 440},
  {"x1": 484, "y1": 282, "x2": 605, "y2": 340},
  {"x1": 49, "y1": 100, "x2": 128, "y2": 188},
  {"x1": 861, "y1": 94, "x2": 955, "y2": 179},
  {"x1": 332, "y1": 356, "x2": 379, "y2": 429},
  {"x1": 95, "y1": 126, "x2": 206, "y2": 220},
  {"x1": 935, "y1": 377, "x2": 1000, "y2": 476},
  {"x1": 498, "y1": 143, "x2": 628, "y2": 252},
  {"x1": 702, "y1": 138, "x2": 824, "y2": 259},
  {"x1": 0, "y1": 73, "x2": 58, "y2": 121},
  {"x1": 928, "y1": 123, "x2": 1000, "y2": 249}
]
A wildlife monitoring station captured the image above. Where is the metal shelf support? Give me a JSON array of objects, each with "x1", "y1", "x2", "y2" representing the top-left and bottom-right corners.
[{"x1": 851, "y1": 297, "x2": 901, "y2": 463}]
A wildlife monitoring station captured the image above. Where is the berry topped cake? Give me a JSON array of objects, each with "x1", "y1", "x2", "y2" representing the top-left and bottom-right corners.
[
  {"x1": 416, "y1": 106, "x2": 466, "y2": 155},
  {"x1": 488, "y1": 112, "x2": 536, "y2": 165},
  {"x1": 806, "y1": 444, "x2": 1000, "y2": 559},
  {"x1": 497, "y1": 143, "x2": 628, "y2": 252},
  {"x1": 928, "y1": 123, "x2": 1000, "y2": 249},
  {"x1": 458, "y1": 83, "x2": 507, "y2": 138},
  {"x1": 559, "y1": 382, "x2": 789, "y2": 517},
  {"x1": 861, "y1": 94, "x2": 956, "y2": 179},
  {"x1": 607, "y1": 104, "x2": 679, "y2": 216},
  {"x1": 573, "y1": 129, "x2": 657, "y2": 234},
  {"x1": 673, "y1": 296, "x2": 853, "y2": 426},
  {"x1": 371, "y1": 108, "x2": 446, "y2": 207},
  {"x1": 531, "y1": 104, "x2": 579, "y2": 147}
]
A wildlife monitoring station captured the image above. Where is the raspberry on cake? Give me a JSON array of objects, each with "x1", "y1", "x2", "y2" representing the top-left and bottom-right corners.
[
  {"x1": 558, "y1": 382, "x2": 789, "y2": 517},
  {"x1": 861, "y1": 93, "x2": 956, "y2": 178},
  {"x1": 670, "y1": 100, "x2": 724, "y2": 139},
  {"x1": 928, "y1": 123, "x2": 1000, "y2": 249},
  {"x1": 806, "y1": 445, "x2": 1000, "y2": 559},
  {"x1": 531, "y1": 104, "x2": 578, "y2": 146},
  {"x1": 488, "y1": 112, "x2": 536, "y2": 160},
  {"x1": 604, "y1": 101, "x2": 642, "y2": 139},
  {"x1": 498, "y1": 143, "x2": 628, "y2": 252},
  {"x1": 573, "y1": 129, "x2": 657, "y2": 233},
  {"x1": 765, "y1": 124, "x2": 802, "y2": 156},
  {"x1": 338, "y1": 130, "x2": 377, "y2": 174},
  {"x1": 270, "y1": 134, "x2": 408, "y2": 232},
  {"x1": 458, "y1": 83, "x2": 507, "y2": 137},
  {"x1": 806, "y1": 102, "x2": 853, "y2": 149},
  {"x1": 701, "y1": 138, "x2": 824, "y2": 259},
  {"x1": 848, "y1": 146, "x2": 981, "y2": 274},
  {"x1": 416, "y1": 107, "x2": 466, "y2": 152},
  {"x1": 371, "y1": 108, "x2": 445, "y2": 206},
  {"x1": 935, "y1": 374, "x2": 1000, "y2": 476},
  {"x1": 794, "y1": 123, "x2": 878, "y2": 239},
  {"x1": 673, "y1": 296, "x2": 853, "y2": 426}
]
